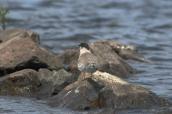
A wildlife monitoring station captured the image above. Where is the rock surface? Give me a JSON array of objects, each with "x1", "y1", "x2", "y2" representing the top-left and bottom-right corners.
[
  {"x1": 37, "y1": 68, "x2": 75, "y2": 98},
  {"x1": 0, "y1": 68, "x2": 74, "y2": 98},
  {"x1": 48, "y1": 79, "x2": 101, "y2": 110},
  {"x1": 48, "y1": 71, "x2": 170, "y2": 110},
  {"x1": 89, "y1": 41, "x2": 135, "y2": 77},
  {"x1": 0, "y1": 28, "x2": 40, "y2": 44},
  {"x1": 0, "y1": 37, "x2": 63, "y2": 76},
  {"x1": 59, "y1": 40, "x2": 141, "y2": 78},
  {"x1": 0, "y1": 69, "x2": 40, "y2": 97}
]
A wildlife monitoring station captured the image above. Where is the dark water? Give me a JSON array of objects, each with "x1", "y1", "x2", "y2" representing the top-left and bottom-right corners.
[{"x1": 0, "y1": 0, "x2": 172, "y2": 113}]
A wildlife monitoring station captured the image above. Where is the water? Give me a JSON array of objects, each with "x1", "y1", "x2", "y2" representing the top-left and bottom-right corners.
[{"x1": 0, "y1": 0, "x2": 172, "y2": 113}]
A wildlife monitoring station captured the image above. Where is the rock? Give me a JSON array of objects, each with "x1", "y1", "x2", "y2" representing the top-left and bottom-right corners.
[
  {"x1": 48, "y1": 71, "x2": 170, "y2": 110},
  {"x1": 0, "y1": 68, "x2": 74, "y2": 99},
  {"x1": 58, "y1": 48, "x2": 80, "y2": 79},
  {"x1": 91, "y1": 71, "x2": 170, "y2": 109},
  {"x1": 37, "y1": 68, "x2": 75, "y2": 98},
  {"x1": 0, "y1": 69, "x2": 40, "y2": 97},
  {"x1": 59, "y1": 40, "x2": 139, "y2": 78},
  {"x1": 89, "y1": 40, "x2": 135, "y2": 77},
  {"x1": 48, "y1": 79, "x2": 102, "y2": 110},
  {"x1": 0, "y1": 37, "x2": 63, "y2": 76},
  {"x1": 106, "y1": 40, "x2": 152, "y2": 63},
  {"x1": 0, "y1": 28, "x2": 40, "y2": 44},
  {"x1": 58, "y1": 48, "x2": 79, "y2": 72}
]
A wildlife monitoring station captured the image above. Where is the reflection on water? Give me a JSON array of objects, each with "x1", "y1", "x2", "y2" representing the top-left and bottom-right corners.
[{"x1": 0, "y1": 0, "x2": 172, "y2": 113}]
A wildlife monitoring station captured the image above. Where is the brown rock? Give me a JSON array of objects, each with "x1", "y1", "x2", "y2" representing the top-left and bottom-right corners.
[
  {"x1": 0, "y1": 37, "x2": 63, "y2": 76},
  {"x1": 58, "y1": 48, "x2": 80, "y2": 79},
  {"x1": 59, "y1": 40, "x2": 137, "y2": 78},
  {"x1": 0, "y1": 28, "x2": 40, "y2": 44},
  {"x1": 58, "y1": 48, "x2": 79, "y2": 72},
  {"x1": 48, "y1": 79, "x2": 102, "y2": 110},
  {"x1": 0, "y1": 69, "x2": 40, "y2": 97},
  {"x1": 48, "y1": 71, "x2": 170, "y2": 110},
  {"x1": 89, "y1": 41, "x2": 135, "y2": 77},
  {"x1": 91, "y1": 71, "x2": 170, "y2": 109},
  {"x1": 37, "y1": 68, "x2": 75, "y2": 98},
  {"x1": 0, "y1": 68, "x2": 75, "y2": 99}
]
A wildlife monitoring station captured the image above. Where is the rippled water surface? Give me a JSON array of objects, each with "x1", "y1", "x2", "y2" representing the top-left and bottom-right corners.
[{"x1": 0, "y1": 0, "x2": 172, "y2": 113}]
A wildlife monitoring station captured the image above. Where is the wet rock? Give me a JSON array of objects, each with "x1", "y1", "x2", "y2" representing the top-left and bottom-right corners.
[
  {"x1": 0, "y1": 69, "x2": 40, "y2": 97},
  {"x1": 106, "y1": 40, "x2": 151, "y2": 63},
  {"x1": 0, "y1": 37, "x2": 63, "y2": 76},
  {"x1": 0, "y1": 68, "x2": 75, "y2": 98},
  {"x1": 48, "y1": 71, "x2": 170, "y2": 110},
  {"x1": 91, "y1": 71, "x2": 170, "y2": 109},
  {"x1": 58, "y1": 48, "x2": 79, "y2": 72},
  {"x1": 89, "y1": 40, "x2": 135, "y2": 77},
  {"x1": 48, "y1": 79, "x2": 102, "y2": 110},
  {"x1": 0, "y1": 28, "x2": 40, "y2": 44},
  {"x1": 58, "y1": 48, "x2": 80, "y2": 79},
  {"x1": 59, "y1": 40, "x2": 140, "y2": 78},
  {"x1": 37, "y1": 68, "x2": 75, "y2": 98}
]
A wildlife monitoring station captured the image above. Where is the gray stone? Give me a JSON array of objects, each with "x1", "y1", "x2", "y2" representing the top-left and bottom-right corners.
[
  {"x1": 0, "y1": 69, "x2": 40, "y2": 97},
  {"x1": 91, "y1": 71, "x2": 170, "y2": 109},
  {"x1": 37, "y1": 68, "x2": 74, "y2": 98},
  {"x1": 48, "y1": 79, "x2": 102, "y2": 110},
  {"x1": 0, "y1": 28, "x2": 40, "y2": 44},
  {"x1": 48, "y1": 71, "x2": 170, "y2": 110},
  {"x1": 0, "y1": 37, "x2": 63, "y2": 76}
]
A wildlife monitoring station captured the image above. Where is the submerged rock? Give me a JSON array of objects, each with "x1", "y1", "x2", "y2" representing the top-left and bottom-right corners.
[
  {"x1": 0, "y1": 37, "x2": 63, "y2": 76},
  {"x1": 47, "y1": 71, "x2": 170, "y2": 110}
]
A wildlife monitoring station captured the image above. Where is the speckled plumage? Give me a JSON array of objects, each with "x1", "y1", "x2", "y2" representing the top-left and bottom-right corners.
[{"x1": 78, "y1": 47, "x2": 98, "y2": 73}]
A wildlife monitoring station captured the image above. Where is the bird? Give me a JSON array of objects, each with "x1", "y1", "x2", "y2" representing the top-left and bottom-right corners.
[{"x1": 77, "y1": 43, "x2": 98, "y2": 74}]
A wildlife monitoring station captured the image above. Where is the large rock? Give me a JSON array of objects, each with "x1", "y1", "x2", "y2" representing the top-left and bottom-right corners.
[
  {"x1": 0, "y1": 69, "x2": 40, "y2": 97},
  {"x1": 88, "y1": 71, "x2": 169, "y2": 109},
  {"x1": 0, "y1": 37, "x2": 63, "y2": 76},
  {"x1": 58, "y1": 48, "x2": 81, "y2": 80},
  {"x1": 59, "y1": 40, "x2": 140, "y2": 78},
  {"x1": 0, "y1": 28, "x2": 40, "y2": 44},
  {"x1": 0, "y1": 68, "x2": 74, "y2": 98},
  {"x1": 48, "y1": 79, "x2": 102, "y2": 110},
  {"x1": 37, "y1": 68, "x2": 75, "y2": 98},
  {"x1": 58, "y1": 48, "x2": 79, "y2": 72},
  {"x1": 48, "y1": 71, "x2": 170, "y2": 110},
  {"x1": 89, "y1": 40, "x2": 135, "y2": 77},
  {"x1": 98, "y1": 40, "x2": 151, "y2": 63}
]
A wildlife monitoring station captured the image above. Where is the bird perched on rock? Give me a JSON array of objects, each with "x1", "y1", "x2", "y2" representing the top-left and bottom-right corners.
[{"x1": 77, "y1": 43, "x2": 99, "y2": 74}]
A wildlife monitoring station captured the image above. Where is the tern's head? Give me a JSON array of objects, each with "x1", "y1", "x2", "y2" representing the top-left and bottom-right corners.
[{"x1": 79, "y1": 43, "x2": 90, "y2": 50}]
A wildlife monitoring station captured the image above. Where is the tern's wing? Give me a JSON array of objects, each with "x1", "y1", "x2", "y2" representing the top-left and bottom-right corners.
[{"x1": 78, "y1": 53, "x2": 98, "y2": 66}]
